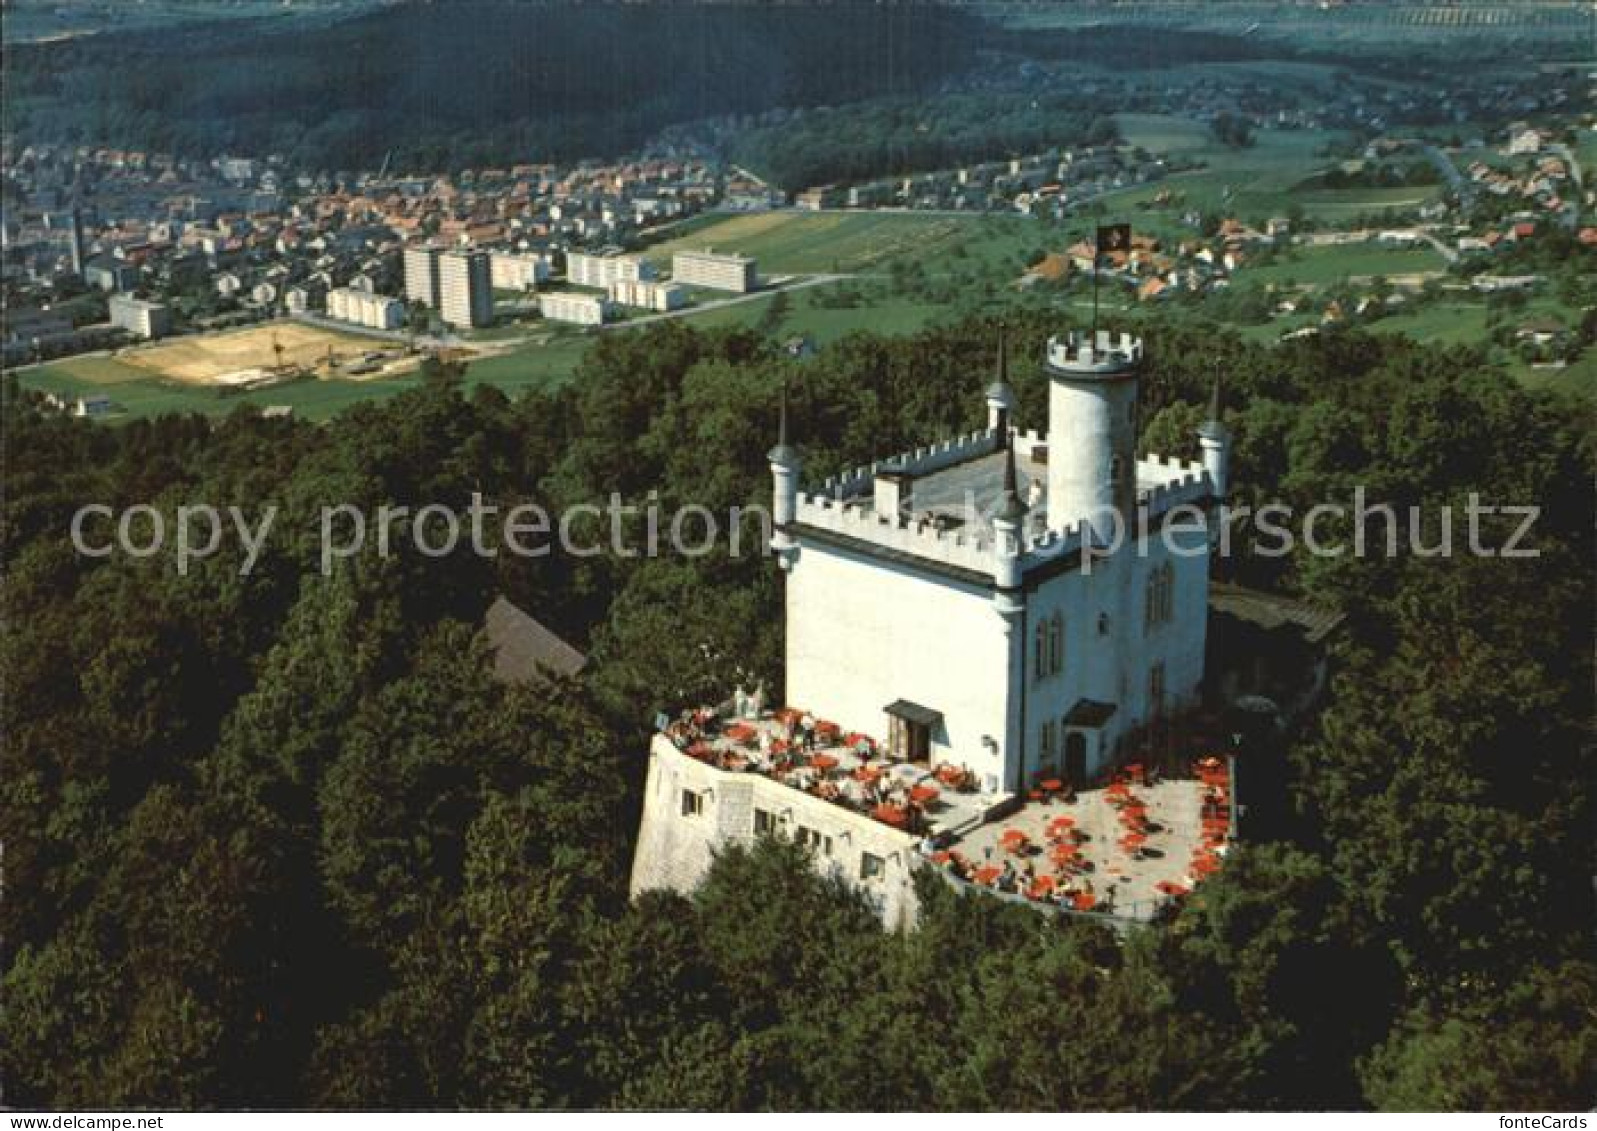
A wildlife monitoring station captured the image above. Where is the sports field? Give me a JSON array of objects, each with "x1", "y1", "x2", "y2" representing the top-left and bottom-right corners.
[{"x1": 119, "y1": 320, "x2": 394, "y2": 385}]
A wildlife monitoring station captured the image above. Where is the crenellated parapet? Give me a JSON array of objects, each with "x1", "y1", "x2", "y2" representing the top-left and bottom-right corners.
[
  {"x1": 1136, "y1": 457, "x2": 1212, "y2": 520},
  {"x1": 1045, "y1": 329, "x2": 1143, "y2": 374},
  {"x1": 793, "y1": 491, "x2": 998, "y2": 574},
  {"x1": 815, "y1": 428, "x2": 1000, "y2": 499}
]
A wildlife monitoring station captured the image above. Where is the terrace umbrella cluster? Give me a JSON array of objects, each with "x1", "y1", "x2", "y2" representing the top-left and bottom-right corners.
[
  {"x1": 935, "y1": 807, "x2": 1102, "y2": 913},
  {"x1": 664, "y1": 704, "x2": 982, "y2": 835}
]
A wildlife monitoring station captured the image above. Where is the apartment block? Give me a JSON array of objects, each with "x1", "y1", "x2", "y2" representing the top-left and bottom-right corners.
[{"x1": 438, "y1": 250, "x2": 492, "y2": 328}]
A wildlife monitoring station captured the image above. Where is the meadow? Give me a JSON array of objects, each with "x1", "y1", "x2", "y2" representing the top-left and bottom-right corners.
[
  {"x1": 641, "y1": 211, "x2": 990, "y2": 275},
  {"x1": 1112, "y1": 114, "x2": 1439, "y2": 223}
]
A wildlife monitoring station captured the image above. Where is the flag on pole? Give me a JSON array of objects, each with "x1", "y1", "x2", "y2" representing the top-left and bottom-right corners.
[{"x1": 1096, "y1": 222, "x2": 1131, "y2": 256}]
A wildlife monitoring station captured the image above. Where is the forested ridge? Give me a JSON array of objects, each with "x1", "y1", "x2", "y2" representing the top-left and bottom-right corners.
[
  {"x1": 3, "y1": 2, "x2": 982, "y2": 171},
  {"x1": 1, "y1": 315, "x2": 1593, "y2": 1108}
]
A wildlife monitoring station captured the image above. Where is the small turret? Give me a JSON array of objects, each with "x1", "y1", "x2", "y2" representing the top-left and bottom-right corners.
[
  {"x1": 1197, "y1": 372, "x2": 1230, "y2": 502},
  {"x1": 991, "y1": 440, "x2": 1028, "y2": 616},
  {"x1": 985, "y1": 330, "x2": 1015, "y2": 433},
  {"x1": 769, "y1": 389, "x2": 802, "y2": 570}
]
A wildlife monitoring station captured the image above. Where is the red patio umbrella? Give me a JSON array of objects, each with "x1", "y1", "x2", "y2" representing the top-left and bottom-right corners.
[
  {"x1": 973, "y1": 865, "x2": 1002, "y2": 886},
  {"x1": 809, "y1": 753, "x2": 839, "y2": 771},
  {"x1": 872, "y1": 804, "x2": 909, "y2": 828},
  {"x1": 909, "y1": 783, "x2": 940, "y2": 805}
]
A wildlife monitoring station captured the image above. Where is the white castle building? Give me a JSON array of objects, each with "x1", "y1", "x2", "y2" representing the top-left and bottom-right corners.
[{"x1": 631, "y1": 329, "x2": 1231, "y2": 925}]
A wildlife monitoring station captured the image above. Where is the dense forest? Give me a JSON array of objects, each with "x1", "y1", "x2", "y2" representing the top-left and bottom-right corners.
[
  {"x1": 729, "y1": 95, "x2": 1121, "y2": 193},
  {"x1": 2, "y1": 2, "x2": 982, "y2": 171},
  {"x1": 2, "y1": 312, "x2": 1593, "y2": 1108}
]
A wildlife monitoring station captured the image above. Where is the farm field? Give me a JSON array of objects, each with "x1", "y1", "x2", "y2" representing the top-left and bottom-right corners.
[{"x1": 642, "y1": 211, "x2": 992, "y2": 276}]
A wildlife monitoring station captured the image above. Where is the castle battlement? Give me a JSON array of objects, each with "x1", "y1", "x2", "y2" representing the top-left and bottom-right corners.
[
  {"x1": 818, "y1": 428, "x2": 999, "y2": 497},
  {"x1": 794, "y1": 491, "x2": 998, "y2": 574},
  {"x1": 1139, "y1": 460, "x2": 1211, "y2": 522},
  {"x1": 1046, "y1": 330, "x2": 1143, "y2": 374}
]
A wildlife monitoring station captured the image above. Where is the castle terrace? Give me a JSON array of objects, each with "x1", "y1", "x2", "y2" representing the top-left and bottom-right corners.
[{"x1": 656, "y1": 702, "x2": 1235, "y2": 924}]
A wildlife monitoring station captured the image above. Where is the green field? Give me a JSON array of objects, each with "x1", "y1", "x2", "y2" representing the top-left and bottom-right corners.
[
  {"x1": 679, "y1": 287, "x2": 952, "y2": 344},
  {"x1": 1244, "y1": 243, "x2": 1449, "y2": 287},
  {"x1": 1112, "y1": 115, "x2": 1438, "y2": 222},
  {"x1": 642, "y1": 211, "x2": 997, "y2": 275}
]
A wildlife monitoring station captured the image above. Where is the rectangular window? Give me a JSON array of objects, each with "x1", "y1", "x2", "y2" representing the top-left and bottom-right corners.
[
  {"x1": 1041, "y1": 720, "x2": 1056, "y2": 761},
  {"x1": 680, "y1": 789, "x2": 705, "y2": 817},
  {"x1": 754, "y1": 808, "x2": 775, "y2": 837},
  {"x1": 860, "y1": 852, "x2": 886, "y2": 881},
  {"x1": 796, "y1": 826, "x2": 832, "y2": 855},
  {"x1": 1149, "y1": 663, "x2": 1167, "y2": 715}
]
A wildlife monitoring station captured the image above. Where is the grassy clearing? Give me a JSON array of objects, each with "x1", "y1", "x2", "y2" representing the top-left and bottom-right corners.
[
  {"x1": 642, "y1": 211, "x2": 991, "y2": 275},
  {"x1": 1244, "y1": 244, "x2": 1448, "y2": 287},
  {"x1": 19, "y1": 361, "x2": 427, "y2": 421},
  {"x1": 1112, "y1": 116, "x2": 1414, "y2": 221}
]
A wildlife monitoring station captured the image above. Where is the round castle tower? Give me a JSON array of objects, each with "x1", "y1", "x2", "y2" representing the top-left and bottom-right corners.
[{"x1": 1043, "y1": 330, "x2": 1143, "y2": 540}]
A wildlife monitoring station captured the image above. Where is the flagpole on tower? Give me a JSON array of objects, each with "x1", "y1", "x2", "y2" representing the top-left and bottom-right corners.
[{"x1": 1090, "y1": 227, "x2": 1102, "y2": 340}]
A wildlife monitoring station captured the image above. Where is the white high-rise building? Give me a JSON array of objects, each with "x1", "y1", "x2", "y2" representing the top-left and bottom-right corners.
[
  {"x1": 403, "y1": 245, "x2": 441, "y2": 308},
  {"x1": 437, "y1": 250, "x2": 492, "y2": 329}
]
